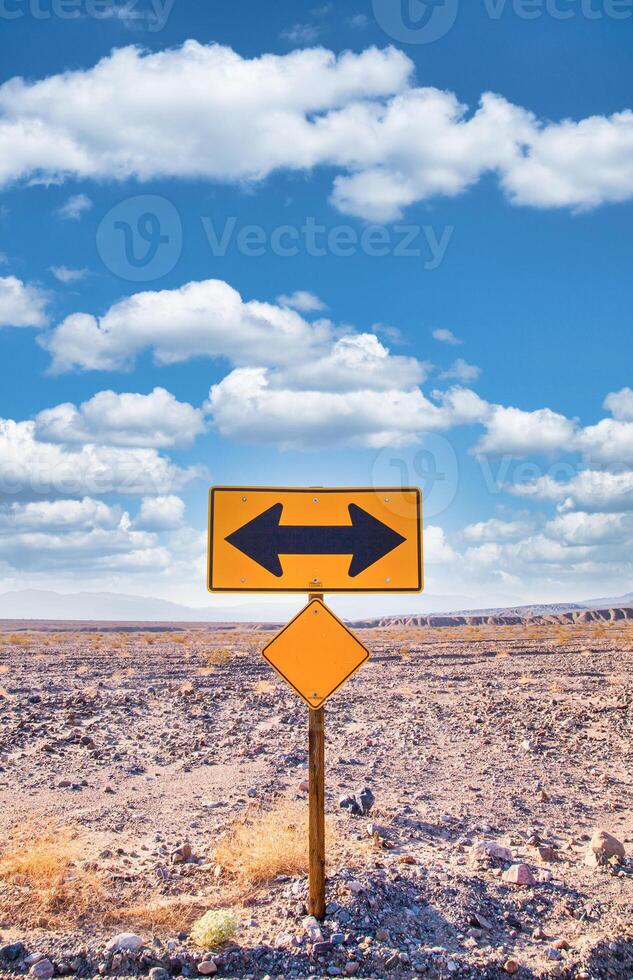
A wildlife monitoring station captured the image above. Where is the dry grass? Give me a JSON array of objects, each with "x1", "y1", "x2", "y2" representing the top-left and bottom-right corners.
[
  {"x1": 0, "y1": 823, "x2": 108, "y2": 928},
  {"x1": 205, "y1": 648, "x2": 232, "y2": 666},
  {"x1": 253, "y1": 679, "x2": 275, "y2": 694},
  {"x1": 214, "y1": 802, "x2": 312, "y2": 888}
]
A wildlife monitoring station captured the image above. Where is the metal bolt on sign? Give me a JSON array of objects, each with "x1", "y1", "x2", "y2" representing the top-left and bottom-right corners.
[{"x1": 207, "y1": 486, "x2": 423, "y2": 918}]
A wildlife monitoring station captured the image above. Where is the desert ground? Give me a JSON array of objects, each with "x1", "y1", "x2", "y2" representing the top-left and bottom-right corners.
[{"x1": 0, "y1": 616, "x2": 631, "y2": 979}]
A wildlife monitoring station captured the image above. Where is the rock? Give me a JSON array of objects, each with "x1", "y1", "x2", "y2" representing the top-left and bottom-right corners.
[
  {"x1": 502, "y1": 863, "x2": 536, "y2": 886},
  {"x1": 503, "y1": 959, "x2": 519, "y2": 975},
  {"x1": 149, "y1": 969, "x2": 170, "y2": 980},
  {"x1": 339, "y1": 794, "x2": 362, "y2": 816},
  {"x1": 384, "y1": 952, "x2": 400, "y2": 969},
  {"x1": 469, "y1": 911, "x2": 493, "y2": 930},
  {"x1": 589, "y1": 829, "x2": 625, "y2": 860},
  {"x1": 197, "y1": 960, "x2": 218, "y2": 976},
  {"x1": 29, "y1": 960, "x2": 54, "y2": 980},
  {"x1": 359, "y1": 787, "x2": 375, "y2": 814},
  {"x1": 105, "y1": 932, "x2": 144, "y2": 953},
  {"x1": 171, "y1": 842, "x2": 193, "y2": 863},
  {"x1": 313, "y1": 941, "x2": 333, "y2": 956},
  {"x1": 1, "y1": 942, "x2": 26, "y2": 961},
  {"x1": 344, "y1": 964, "x2": 359, "y2": 977},
  {"x1": 470, "y1": 839, "x2": 513, "y2": 862},
  {"x1": 299, "y1": 780, "x2": 309, "y2": 792}
]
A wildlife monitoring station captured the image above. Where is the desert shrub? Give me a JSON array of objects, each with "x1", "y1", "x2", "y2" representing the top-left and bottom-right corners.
[
  {"x1": 214, "y1": 802, "x2": 310, "y2": 886},
  {"x1": 205, "y1": 649, "x2": 231, "y2": 666},
  {"x1": 0, "y1": 823, "x2": 107, "y2": 928},
  {"x1": 190, "y1": 909, "x2": 238, "y2": 949}
]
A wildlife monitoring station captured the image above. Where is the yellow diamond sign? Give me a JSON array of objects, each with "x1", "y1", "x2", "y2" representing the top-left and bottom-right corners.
[{"x1": 262, "y1": 598, "x2": 370, "y2": 709}]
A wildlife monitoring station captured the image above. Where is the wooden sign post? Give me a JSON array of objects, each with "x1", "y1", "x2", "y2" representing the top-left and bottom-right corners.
[{"x1": 208, "y1": 486, "x2": 423, "y2": 919}]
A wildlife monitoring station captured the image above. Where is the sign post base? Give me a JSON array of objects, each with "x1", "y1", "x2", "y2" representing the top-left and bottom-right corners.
[{"x1": 308, "y1": 702, "x2": 326, "y2": 920}]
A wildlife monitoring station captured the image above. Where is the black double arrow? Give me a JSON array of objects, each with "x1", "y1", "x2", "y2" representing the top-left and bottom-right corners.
[{"x1": 226, "y1": 502, "x2": 406, "y2": 578}]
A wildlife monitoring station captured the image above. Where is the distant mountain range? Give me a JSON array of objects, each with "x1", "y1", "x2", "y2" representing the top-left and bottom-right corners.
[{"x1": 0, "y1": 588, "x2": 631, "y2": 624}]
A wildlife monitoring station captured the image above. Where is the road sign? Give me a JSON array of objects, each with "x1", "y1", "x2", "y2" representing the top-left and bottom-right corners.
[
  {"x1": 263, "y1": 598, "x2": 370, "y2": 709},
  {"x1": 208, "y1": 487, "x2": 422, "y2": 593}
]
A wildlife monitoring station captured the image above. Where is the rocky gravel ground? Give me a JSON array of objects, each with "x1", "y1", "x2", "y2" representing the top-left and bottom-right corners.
[{"x1": 0, "y1": 621, "x2": 631, "y2": 979}]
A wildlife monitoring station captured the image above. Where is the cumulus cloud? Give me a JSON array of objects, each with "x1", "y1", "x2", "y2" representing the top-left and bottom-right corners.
[
  {"x1": 206, "y1": 369, "x2": 488, "y2": 448},
  {"x1": 0, "y1": 276, "x2": 48, "y2": 327},
  {"x1": 34, "y1": 387, "x2": 205, "y2": 449},
  {"x1": 463, "y1": 517, "x2": 532, "y2": 543},
  {"x1": 544, "y1": 511, "x2": 633, "y2": 547},
  {"x1": 135, "y1": 495, "x2": 186, "y2": 531},
  {"x1": 509, "y1": 469, "x2": 633, "y2": 514},
  {"x1": 1, "y1": 42, "x2": 632, "y2": 219},
  {"x1": 604, "y1": 387, "x2": 633, "y2": 422},
  {"x1": 0, "y1": 495, "x2": 170, "y2": 573},
  {"x1": 0, "y1": 418, "x2": 200, "y2": 500},
  {"x1": 41, "y1": 279, "x2": 333, "y2": 373},
  {"x1": 475, "y1": 405, "x2": 575, "y2": 456}
]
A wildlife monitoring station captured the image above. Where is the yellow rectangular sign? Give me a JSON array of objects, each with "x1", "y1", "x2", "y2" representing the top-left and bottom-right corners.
[{"x1": 208, "y1": 486, "x2": 422, "y2": 593}]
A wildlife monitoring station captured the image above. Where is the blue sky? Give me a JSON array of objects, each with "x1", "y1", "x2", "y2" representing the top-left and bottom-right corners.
[{"x1": 0, "y1": 0, "x2": 632, "y2": 617}]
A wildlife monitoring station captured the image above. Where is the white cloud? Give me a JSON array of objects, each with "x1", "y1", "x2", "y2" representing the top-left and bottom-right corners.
[
  {"x1": 34, "y1": 387, "x2": 205, "y2": 449},
  {"x1": 0, "y1": 495, "x2": 169, "y2": 573},
  {"x1": 0, "y1": 497, "x2": 123, "y2": 532},
  {"x1": 0, "y1": 417, "x2": 200, "y2": 500},
  {"x1": 576, "y1": 418, "x2": 633, "y2": 468},
  {"x1": 135, "y1": 495, "x2": 185, "y2": 531},
  {"x1": 50, "y1": 266, "x2": 89, "y2": 284},
  {"x1": 509, "y1": 469, "x2": 633, "y2": 514},
  {"x1": 274, "y1": 334, "x2": 427, "y2": 393},
  {"x1": 424, "y1": 525, "x2": 458, "y2": 564},
  {"x1": 463, "y1": 517, "x2": 531, "y2": 543},
  {"x1": 1, "y1": 42, "x2": 631, "y2": 219},
  {"x1": 0, "y1": 276, "x2": 48, "y2": 327},
  {"x1": 55, "y1": 194, "x2": 93, "y2": 220},
  {"x1": 41, "y1": 278, "x2": 333, "y2": 373},
  {"x1": 276, "y1": 290, "x2": 326, "y2": 312},
  {"x1": 475, "y1": 405, "x2": 575, "y2": 456},
  {"x1": 206, "y1": 369, "x2": 487, "y2": 449},
  {"x1": 433, "y1": 328, "x2": 461, "y2": 345},
  {"x1": 440, "y1": 358, "x2": 481, "y2": 383},
  {"x1": 604, "y1": 387, "x2": 633, "y2": 422},
  {"x1": 545, "y1": 511, "x2": 633, "y2": 547}
]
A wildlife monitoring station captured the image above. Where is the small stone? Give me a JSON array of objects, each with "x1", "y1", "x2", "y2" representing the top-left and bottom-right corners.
[
  {"x1": 589, "y1": 829, "x2": 625, "y2": 860},
  {"x1": 552, "y1": 939, "x2": 569, "y2": 950},
  {"x1": 171, "y1": 842, "x2": 193, "y2": 863},
  {"x1": 502, "y1": 863, "x2": 536, "y2": 886},
  {"x1": 470, "y1": 839, "x2": 513, "y2": 862},
  {"x1": 299, "y1": 780, "x2": 309, "y2": 792},
  {"x1": 149, "y1": 969, "x2": 170, "y2": 980},
  {"x1": 339, "y1": 794, "x2": 362, "y2": 816},
  {"x1": 105, "y1": 933, "x2": 144, "y2": 953},
  {"x1": 0, "y1": 942, "x2": 25, "y2": 961},
  {"x1": 331, "y1": 933, "x2": 345, "y2": 945},
  {"x1": 384, "y1": 953, "x2": 400, "y2": 969},
  {"x1": 546, "y1": 946, "x2": 562, "y2": 960},
  {"x1": 359, "y1": 787, "x2": 375, "y2": 814},
  {"x1": 313, "y1": 941, "x2": 334, "y2": 956},
  {"x1": 503, "y1": 959, "x2": 519, "y2": 975},
  {"x1": 29, "y1": 960, "x2": 54, "y2": 980},
  {"x1": 344, "y1": 964, "x2": 359, "y2": 976},
  {"x1": 197, "y1": 960, "x2": 217, "y2": 976}
]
